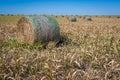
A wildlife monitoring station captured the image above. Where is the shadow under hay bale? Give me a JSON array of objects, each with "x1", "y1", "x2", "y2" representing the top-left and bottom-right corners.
[
  {"x1": 56, "y1": 33, "x2": 71, "y2": 47},
  {"x1": 40, "y1": 33, "x2": 71, "y2": 49},
  {"x1": 70, "y1": 16, "x2": 77, "y2": 22},
  {"x1": 17, "y1": 15, "x2": 60, "y2": 44}
]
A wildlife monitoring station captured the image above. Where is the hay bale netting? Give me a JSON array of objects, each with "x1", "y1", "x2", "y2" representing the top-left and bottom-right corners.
[
  {"x1": 17, "y1": 15, "x2": 60, "y2": 44},
  {"x1": 70, "y1": 16, "x2": 77, "y2": 22},
  {"x1": 86, "y1": 16, "x2": 92, "y2": 21}
]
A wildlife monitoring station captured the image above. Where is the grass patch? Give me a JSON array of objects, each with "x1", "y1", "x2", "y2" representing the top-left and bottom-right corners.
[{"x1": 2, "y1": 39, "x2": 44, "y2": 51}]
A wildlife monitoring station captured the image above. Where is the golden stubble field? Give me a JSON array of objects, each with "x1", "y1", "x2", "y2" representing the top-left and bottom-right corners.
[{"x1": 0, "y1": 15, "x2": 120, "y2": 80}]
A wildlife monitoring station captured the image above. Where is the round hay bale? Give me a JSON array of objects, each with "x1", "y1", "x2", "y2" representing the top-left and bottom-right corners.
[
  {"x1": 17, "y1": 15, "x2": 60, "y2": 44},
  {"x1": 86, "y1": 16, "x2": 92, "y2": 21},
  {"x1": 55, "y1": 16, "x2": 58, "y2": 18},
  {"x1": 108, "y1": 16, "x2": 111, "y2": 18},
  {"x1": 82, "y1": 16, "x2": 86, "y2": 20},
  {"x1": 117, "y1": 16, "x2": 120, "y2": 19},
  {"x1": 79, "y1": 16, "x2": 81, "y2": 18},
  {"x1": 70, "y1": 16, "x2": 77, "y2": 22}
]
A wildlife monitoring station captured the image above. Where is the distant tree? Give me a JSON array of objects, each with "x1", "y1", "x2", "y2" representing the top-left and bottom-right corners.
[
  {"x1": 7, "y1": 14, "x2": 10, "y2": 16},
  {"x1": 0, "y1": 14, "x2": 5, "y2": 16},
  {"x1": 95, "y1": 15, "x2": 98, "y2": 17},
  {"x1": 33, "y1": 14, "x2": 38, "y2": 16},
  {"x1": 11, "y1": 14, "x2": 14, "y2": 16}
]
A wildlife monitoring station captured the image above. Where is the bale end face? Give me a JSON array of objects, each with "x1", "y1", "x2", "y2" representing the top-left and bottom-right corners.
[{"x1": 17, "y1": 17, "x2": 35, "y2": 44}]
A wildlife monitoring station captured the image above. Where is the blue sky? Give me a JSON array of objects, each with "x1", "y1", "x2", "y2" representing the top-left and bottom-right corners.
[{"x1": 0, "y1": 0, "x2": 120, "y2": 15}]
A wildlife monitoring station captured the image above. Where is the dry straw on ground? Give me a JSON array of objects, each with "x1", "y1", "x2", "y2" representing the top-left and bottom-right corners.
[
  {"x1": 17, "y1": 15, "x2": 60, "y2": 44},
  {"x1": 1, "y1": 16, "x2": 120, "y2": 80},
  {"x1": 0, "y1": 24, "x2": 17, "y2": 42}
]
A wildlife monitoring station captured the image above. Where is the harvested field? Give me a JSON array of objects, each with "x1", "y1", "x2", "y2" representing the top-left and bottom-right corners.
[
  {"x1": 0, "y1": 15, "x2": 120, "y2": 80},
  {"x1": 0, "y1": 16, "x2": 22, "y2": 25},
  {"x1": 0, "y1": 16, "x2": 22, "y2": 42}
]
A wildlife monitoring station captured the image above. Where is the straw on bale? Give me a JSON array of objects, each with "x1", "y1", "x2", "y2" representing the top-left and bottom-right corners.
[
  {"x1": 70, "y1": 16, "x2": 77, "y2": 22},
  {"x1": 17, "y1": 15, "x2": 60, "y2": 44}
]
